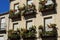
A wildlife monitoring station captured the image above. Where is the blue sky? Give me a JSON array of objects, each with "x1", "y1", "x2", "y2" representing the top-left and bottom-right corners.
[{"x1": 0, "y1": 0, "x2": 9, "y2": 14}]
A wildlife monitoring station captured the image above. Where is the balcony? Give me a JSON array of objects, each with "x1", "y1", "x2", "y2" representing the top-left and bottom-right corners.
[
  {"x1": 0, "y1": 28, "x2": 6, "y2": 34},
  {"x1": 39, "y1": 0, "x2": 56, "y2": 12},
  {"x1": 9, "y1": 10, "x2": 21, "y2": 20},
  {"x1": 22, "y1": 4, "x2": 37, "y2": 16},
  {"x1": 38, "y1": 24, "x2": 57, "y2": 38}
]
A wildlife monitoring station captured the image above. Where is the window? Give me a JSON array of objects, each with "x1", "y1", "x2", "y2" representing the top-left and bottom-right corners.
[
  {"x1": 45, "y1": 0, "x2": 54, "y2": 5},
  {"x1": 27, "y1": 0, "x2": 33, "y2": 5},
  {"x1": 44, "y1": 17, "x2": 53, "y2": 31},
  {"x1": 13, "y1": 23, "x2": 19, "y2": 31},
  {"x1": 0, "y1": 36, "x2": 4, "y2": 40},
  {"x1": 1, "y1": 18, "x2": 6, "y2": 30},
  {"x1": 26, "y1": 20, "x2": 33, "y2": 30},
  {"x1": 14, "y1": 3, "x2": 19, "y2": 14}
]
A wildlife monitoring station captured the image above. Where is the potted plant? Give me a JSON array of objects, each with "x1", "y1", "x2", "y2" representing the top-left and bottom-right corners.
[
  {"x1": 8, "y1": 29, "x2": 21, "y2": 40},
  {"x1": 27, "y1": 26, "x2": 36, "y2": 40},
  {"x1": 46, "y1": 24, "x2": 57, "y2": 37},
  {"x1": 39, "y1": 0, "x2": 54, "y2": 11},
  {"x1": 38, "y1": 24, "x2": 57, "y2": 37},
  {"x1": 22, "y1": 4, "x2": 36, "y2": 15},
  {"x1": 21, "y1": 26, "x2": 36, "y2": 40}
]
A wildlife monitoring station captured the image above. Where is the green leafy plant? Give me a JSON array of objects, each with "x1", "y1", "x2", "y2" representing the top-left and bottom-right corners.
[
  {"x1": 20, "y1": 26, "x2": 36, "y2": 40},
  {"x1": 39, "y1": 0, "x2": 54, "y2": 11},
  {"x1": 38, "y1": 24, "x2": 57, "y2": 37},
  {"x1": 22, "y1": 4, "x2": 36, "y2": 15},
  {"x1": 8, "y1": 29, "x2": 20, "y2": 40},
  {"x1": 9, "y1": 10, "x2": 21, "y2": 19}
]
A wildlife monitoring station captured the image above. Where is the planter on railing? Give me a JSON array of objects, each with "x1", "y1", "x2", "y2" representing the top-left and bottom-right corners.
[
  {"x1": 39, "y1": 0, "x2": 55, "y2": 12},
  {"x1": 39, "y1": 31, "x2": 57, "y2": 38},
  {"x1": 8, "y1": 29, "x2": 21, "y2": 40},
  {"x1": 38, "y1": 24, "x2": 57, "y2": 38},
  {"x1": 22, "y1": 4, "x2": 37, "y2": 16},
  {"x1": 9, "y1": 10, "x2": 21, "y2": 19},
  {"x1": 8, "y1": 26, "x2": 37, "y2": 40},
  {"x1": 20, "y1": 26, "x2": 36, "y2": 40},
  {"x1": 42, "y1": 31, "x2": 56, "y2": 37}
]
